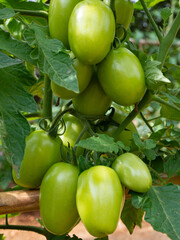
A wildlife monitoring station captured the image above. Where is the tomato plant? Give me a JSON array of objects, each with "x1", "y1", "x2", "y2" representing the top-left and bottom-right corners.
[
  {"x1": 112, "y1": 152, "x2": 152, "y2": 193},
  {"x1": 40, "y1": 162, "x2": 79, "y2": 235},
  {"x1": 49, "y1": 0, "x2": 82, "y2": 49},
  {"x1": 12, "y1": 130, "x2": 65, "y2": 189},
  {"x1": 51, "y1": 58, "x2": 93, "y2": 99},
  {"x1": 72, "y1": 75, "x2": 112, "y2": 118},
  {"x1": 68, "y1": 0, "x2": 115, "y2": 64},
  {"x1": 76, "y1": 165, "x2": 124, "y2": 237},
  {"x1": 98, "y1": 47, "x2": 146, "y2": 106}
]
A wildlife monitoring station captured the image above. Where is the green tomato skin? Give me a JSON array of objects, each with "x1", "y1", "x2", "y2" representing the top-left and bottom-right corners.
[
  {"x1": 72, "y1": 76, "x2": 112, "y2": 118},
  {"x1": 114, "y1": 0, "x2": 134, "y2": 38},
  {"x1": 13, "y1": 130, "x2": 64, "y2": 189},
  {"x1": 98, "y1": 47, "x2": 146, "y2": 106},
  {"x1": 112, "y1": 152, "x2": 152, "y2": 193},
  {"x1": 99, "y1": 111, "x2": 137, "y2": 146},
  {"x1": 49, "y1": 0, "x2": 82, "y2": 49},
  {"x1": 51, "y1": 58, "x2": 93, "y2": 99},
  {"x1": 76, "y1": 165, "x2": 124, "y2": 237},
  {"x1": 68, "y1": 0, "x2": 115, "y2": 65},
  {"x1": 40, "y1": 162, "x2": 79, "y2": 235},
  {"x1": 60, "y1": 113, "x2": 89, "y2": 156}
]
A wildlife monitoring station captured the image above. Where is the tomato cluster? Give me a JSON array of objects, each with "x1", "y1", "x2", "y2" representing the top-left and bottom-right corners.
[{"x1": 12, "y1": 0, "x2": 152, "y2": 238}]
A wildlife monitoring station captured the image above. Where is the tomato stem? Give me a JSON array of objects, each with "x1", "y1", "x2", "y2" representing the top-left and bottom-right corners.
[
  {"x1": 140, "y1": 112, "x2": 154, "y2": 133},
  {"x1": 152, "y1": 96, "x2": 180, "y2": 112},
  {"x1": 42, "y1": 75, "x2": 52, "y2": 121},
  {"x1": 14, "y1": 9, "x2": 48, "y2": 19}
]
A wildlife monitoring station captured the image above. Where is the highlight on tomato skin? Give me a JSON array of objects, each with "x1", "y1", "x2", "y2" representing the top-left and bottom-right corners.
[
  {"x1": 76, "y1": 165, "x2": 124, "y2": 238},
  {"x1": 112, "y1": 152, "x2": 152, "y2": 193}
]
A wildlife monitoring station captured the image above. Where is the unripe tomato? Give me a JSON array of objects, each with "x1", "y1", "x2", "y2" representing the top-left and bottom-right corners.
[
  {"x1": 72, "y1": 75, "x2": 112, "y2": 118},
  {"x1": 60, "y1": 113, "x2": 89, "y2": 156},
  {"x1": 40, "y1": 162, "x2": 79, "y2": 235},
  {"x1": 98, "y1": 111, "x2": 137, "y2": 146},
  {"x1": 114, "y1": 0, "x2": 134, "y2": 38},
  {"x1": 98, "y1": 47, "x2": 146, "y2": 106},
  {"x1": 68, "y1": 0, "x2": 115, "y2": 64},
  {"x1": 51, "y1": 58, "x2": 93, "y2": 99},
  {"x1": 48, "y1": 0, "x2": 82, "y2": 49},
  {"x1": 112, "y1": 152, "x2": 152, "y2": 193},
  {"x1": 76, "y1": 165, "x2": 124, "y2": 237},
  {"x1": 13, "y1": 130, "x2": 65, "y2": 189}
]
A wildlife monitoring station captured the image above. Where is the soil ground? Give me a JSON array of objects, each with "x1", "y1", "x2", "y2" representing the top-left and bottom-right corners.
[{"x1": 0, "y1": 211, "x2": 170, "y2": 240}]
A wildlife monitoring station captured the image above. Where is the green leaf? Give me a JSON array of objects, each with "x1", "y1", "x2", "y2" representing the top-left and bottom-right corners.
[
  {"x1": 144, "y1": 149, "x2": 157, "y2": 160},
  {"x1": 160, "y1": 105, "x2": 180, "y2": 121},
  {"x1": 0, "y1": 234, "x2": 6, "y2": 240},
  {"x1": 161, "y1": 7, "x2": 172, "y2": 22},
  {"x1": 0, "y1": 4, "x2": 15, "y2": 19},
  {"x1": 150, "y1": 128, "x2": 166, "y2": 141},
  {"x1": 0, "y1": 51, "x2": 22, "y2": 68},
  {"x1": 144, "y1": 139, "x2": 157, "y2": 149},
  {"x1": 164, "y1": 153, "x2": 180, "y2": 178},
  {"x1": 24, "y1": 23, "x2": 79, "y2": 93},
  {"x1": 144, "y1": 60, "x2": 171, "y2": 90},
  {"x1": 134, "y1": 0, "x2": 166, "y2": 10},
  {"x1": 0, "y1": 65, "x2": 37, "y2": 171},
  {"x1": 132, "y1": 185, "x2": 180, "y2": 240},
  {"x1": 121, "y1": 199, "x2": 144, "y2": 234},
  {"x1": 0, "y1": 29, "x2": 35, "y2": 64},
  {"x1": 0, "y1": 0, "x2": 48, "y2": 11},
  {"x1": 164, "y1": 63, "x2": 180, "y2": 84},
  {"x1": 76, "y1": 134, "x2": 119, "y2": 154},
  {"x1": 132, "y1": 132, "x2": 144, "y2": 150},
  {"x1": 160, "y1": 92, "x2": 180, "y2": 105},
  {"x1": 0, "y1": 155, "x2": 12, "y2": 190}
]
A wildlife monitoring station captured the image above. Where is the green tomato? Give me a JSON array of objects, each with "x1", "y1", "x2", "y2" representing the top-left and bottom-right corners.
[
  {"x1": 48, "y1": 0, "x2": 82, "y2": 49},
  {"x1": 98, "y1": 111, "x2": 137, "y2": 146},
  {"x1": 68, "y1": 0, "x2": 115, "y2": 64},
  {"x1": 76, "y1": 165, "x2": 124, "y2": 237},
  {"x1": 72, "y1": 75, "x2": 112, "y2": 118},
  {"x1": 114, "y1": 0, "x2": 134, "y2": 38},
  {"x1": 98, "y1": 47, "x2": 146, "y2": 106},
  {"x1": 51, "y1": 58, "x2": 93, "y2": 99},
  {"x1": 112, "y1": 152, "x2": 152, "y2": 193},
  {"x1": 13, "y1": 130, "x2": 65, "y2": 189},
  {"x1": 60, "y1": 113, "x2": 89, "y2": 156},
  {"x1": 40, "y1": 162, "x2": 79, "y2": 235}
]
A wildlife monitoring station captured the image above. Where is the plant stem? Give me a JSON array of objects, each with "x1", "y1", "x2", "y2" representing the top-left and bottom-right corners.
[
  {"x1": 114, "y1": 90, "x2": 152, "y2": 140},
  {"x1": 139, "y1": 0, "x2": 162, "y2": 42},
  {"x1": 14, "y1": 9, "x2": 48, "y2": 19},
  {"x1": 140, "y1": 112, "x2": 154, "y2": 133},
  {"x1": 24, "y1": 112, "x2": 41, "y2": 118},
  {"x1": 42, "y1": 75, "x2": 52, "y2": 121},
  {"x1": 157, "y1": 10, "x2": 180, "y2": 69},
  {"x1": 0, "y1": 225, "x2": 50, "y2": 239},
  {"x1": 153, "y1": 96, "x2": 180, "y2": 112},
  {"x1": 148, "y1": 166, "x2": 166, "y2": 184}
]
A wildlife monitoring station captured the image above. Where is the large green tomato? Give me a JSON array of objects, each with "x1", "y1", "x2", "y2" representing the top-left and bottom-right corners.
[
  {"x1": 76, "y1": 165, "x2": 124, "y2": 237},
  {"x1": 114, "y1": 0, "x2": 134, "y2": 38},
  {"x1": 51, "y1": 58, "x2": 93, "y2": 99},
  {"x1": 49, "y1": 0, "x2": 82, "y2": 49},
  {"x1": 68, "y1": 0, "x2": 115, "y2": 64},
  {"x1": 112, "y1": 152, "x2": 152, "y2": 193},
  {"x1": 13, "y1": 130, "x2": 65, "y2": 189},
  {"x1": 98, "y1": 47, "x2": 146, "y2": 106},
  {"x1": 72, "y1": 76, "x2": 112, "y2": 118},
  {"x1": 98, "y1": 111, "x2": 137, "y2": 146},
  {"x1": 40, "y1": 162, "x2": 79, "y2": 235}
]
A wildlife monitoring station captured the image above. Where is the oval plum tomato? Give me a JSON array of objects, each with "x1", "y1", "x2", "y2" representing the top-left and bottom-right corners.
[
  {"x1": 98, "y1": 111, "x2": 137, "y2": 146},
  {"x1": 76, "y1": 165, "x2": 124, "y2": 237},
  {"x1": 114, "y1": 0, "x2": 134, "y2": 39},
  {"x1": 12, "y1": 130, "x2": 65, "y2": 189},
  {"x1": 112, "y1": 152, "x2": 152, "y2": 193},
  {"x1": 51, "y1": 58, "x2": 93, "y2": 99},
  {"x1": 72, "y1": 75, "x2": 112, "y2": 118},
  {"x1": 98, "y1": 47, "x2": 146, "y2": 106},
  {"x1": 49, "y1": 0, "x2": 82, "y2": 49},
  {"x1": 40, "y1": 162, "x2": 79, "y2": 235},
  {"x1": 68, "y1": 0, "x2": 115, "y2": 64},
  {"x1": 60, "y1": 113, "x2": 89, "y2": 156}
]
